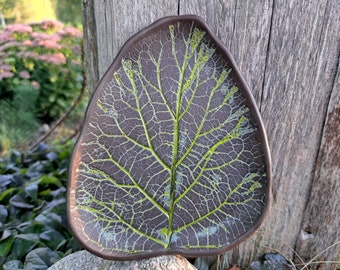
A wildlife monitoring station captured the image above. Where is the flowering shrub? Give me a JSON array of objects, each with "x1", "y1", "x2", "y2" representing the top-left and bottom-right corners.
[
  {"x1": 0, "y1": 20, "x2": 83, "y2": 123},
  {"x1": 0, "y1": 141, "x2": 82, "y2": 269}
]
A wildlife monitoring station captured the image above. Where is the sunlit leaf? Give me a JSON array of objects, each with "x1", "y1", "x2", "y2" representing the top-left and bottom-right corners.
[
  {"x1": 39, "y1": 175, "x2": 63, "y2": 188},
  {"x1": 11, "y1": 238, "x2": 38, "y2": 259},
  {"x1": 68, "y1": 16, "x2": 271, "y2": 260},
  {"x1": 0, "y1": 233, "x2": 15, "y2": 257},
  {"x1": 0, "y1": 187, "x2": 17, "y2": 203}
]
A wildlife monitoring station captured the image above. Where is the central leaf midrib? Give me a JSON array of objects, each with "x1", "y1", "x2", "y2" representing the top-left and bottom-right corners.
[
  {"x1": 167, "y1": 62, "x2": 187, "y2": 248},
  {"x1": 167, "y1": 26, "x2": 197, "y2": 247}
]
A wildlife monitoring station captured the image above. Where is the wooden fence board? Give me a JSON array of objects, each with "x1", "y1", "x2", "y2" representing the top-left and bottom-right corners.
[
  {"x1": 82, "y1": 0, "x2": 178, "y2": 93},
  {"x1": 82, "y1": 1, "x2": 340, "y2": 268},
  {"x1": 295, "y1": 66, "x2": 340, "y2": 269}
]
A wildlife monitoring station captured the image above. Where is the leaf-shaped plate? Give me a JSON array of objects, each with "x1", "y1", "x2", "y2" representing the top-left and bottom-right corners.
[{"x1": 68, "y1": 15, "x2": 271, "y2": 260}]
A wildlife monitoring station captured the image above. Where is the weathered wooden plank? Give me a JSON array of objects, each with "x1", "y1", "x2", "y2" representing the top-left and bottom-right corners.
[
  {"x1": 180, "y1": 0, "x2": 273, "y2": 105},
  {"x1": 181, "y1": 0, "x2": 340, "y2": 268},
  {"x1": 82, "y1": 0, "x2": 99, "y2": 95},
  {"x1": 295, "y1": 68, "x2": 340, "y2": 269},
  {"x1": 82, "y1": 0, "x2": 178, "y2": 94},
  {"x1": 259, "y1": 2, "x2": 340, "y2": 269},
  {"x1": 81, "y1": 0, "x2": 340, "y2": 268}
]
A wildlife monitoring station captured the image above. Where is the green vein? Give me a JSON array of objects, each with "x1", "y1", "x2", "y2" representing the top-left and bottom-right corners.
[
  {"x1": 75, "y1": 23, "x2": 266, "y2": 253},
  {"x1": 120, "y1": 59, "x2": 170, "y2": 171},
  {"x1": 167, "y1": 23, "x2": 205, "y2": 246},
  {"x1": 136, "y1": 52, "x2": 175, "y2": 119},
  {"x1": 86, "y1": 140, "x2": 169, "y2": 217},
  {"x1": 77, "y1": 190, "x2": 167, "y2": 248},
  {"x1": 178, "y1": 44, "x2": 213, "y2": 121},
  {"x1": 173, "y1": 173, "x2": 262, "y2": 234},
  {"x1": 175, "y1": 115, "x2": 248, "y2": 205},
  {"x1": 175, "y1": 68, "x2": 231, "y2": 168}
]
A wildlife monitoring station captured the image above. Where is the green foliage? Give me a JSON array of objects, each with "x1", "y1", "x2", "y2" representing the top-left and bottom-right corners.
[
  {"x1": 53, "y1": 0, "x2": 82, "y2": 27},
  {"x1": 0, "y1": 20, "x2": 83, "y2": 123},
  {"x1": 0, "y1": 20, "x2": 84, "y2": 155},
  {"x1": 0, "y1": 0, "x2": 17, "y2": 18},
  {"x1": 0, "y1": 78, "x2": 41, "y2": 155},
  {"x1": 1, "y1": 0, "x2": 56, "y2": 25},
  {"x1": 0, "y1": 141, "x2": 82, "y2": 270}
]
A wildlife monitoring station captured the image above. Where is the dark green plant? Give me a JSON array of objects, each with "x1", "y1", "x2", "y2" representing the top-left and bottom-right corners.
[
  {"x1": 0, "y1": 141, "x2": 82, "y2": 270},
  {"x1": 68, "y1": 16, "x2": 271, "y2": 260}
]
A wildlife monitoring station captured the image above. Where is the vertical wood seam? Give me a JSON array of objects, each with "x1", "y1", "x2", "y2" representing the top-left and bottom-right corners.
[
  {"x1": 294, "y1": 0, "x2": 340, "y2": 230},
  {"x1": 294, "y1": 42, "x2": 340, "y2": 236},
  {"x1": 177, "y1": 0, "x2": 180, "y2": 15},
  {"x1": 292, "y1": 48, "x2": 340, "y2": 266},
  {"x1": 238, "y1": 0, "x2": 250, "y2": 71},
  {"x1": 82, "y1": 0, "x2": 99, "y2": 94},
  {"x1": 259, "y1": 0, "x2": 275, "y2": 113},
  {"x1": 293, "y1": 0, "x2": 340, "y2": 256},
  {"x1": 231, "y1": 2, "x2": 237, "y2": 50}
]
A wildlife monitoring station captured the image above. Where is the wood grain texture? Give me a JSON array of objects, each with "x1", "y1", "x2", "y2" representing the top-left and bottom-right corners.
[
  {"x1": 180, "y1": 0, "x2": 273, "y2": 106},
  {"x1": 295, "y1": 67, "x2": 340, "y2": 269},
  {"x1": 82, "y1": 0, "x2": 178, "y2": 94},
  {"x1": 181, "y1": 0, "x2": 340, "y2": 268},
  {"x1": 82, "y1": 0, "x2": 340, "y2": 268},
  {"x1": 82, "y1": 0, "x2": 99, "y2": 95}
]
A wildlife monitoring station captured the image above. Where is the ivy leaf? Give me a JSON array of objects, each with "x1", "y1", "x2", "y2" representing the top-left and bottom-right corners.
[
  {"x1": 40, "y1": 229, "x2": 67, "y2": 250},
  {"x1": 10, "y1": 195, "x2": 34, "y2": 209},
  {"x1": 2, "y1": 260, "x2": 24, "y2": 270},
  {"x1": 68, "y1": 16, "x2": 271, "y2": 260},
  {"x1": 0, "y1": 233, "x2": 15, "y2": 257},
  {"x1": 24, "y1": 247, "x2": 61, "y2": 270}
]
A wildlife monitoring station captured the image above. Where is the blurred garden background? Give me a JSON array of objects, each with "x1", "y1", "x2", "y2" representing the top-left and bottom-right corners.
[
  {"x1": 0, "y1": 0, "x2": 86, "y2": 156},
  {"x1": 0, "y1": 1, "x2": 87, "y2": 269}
]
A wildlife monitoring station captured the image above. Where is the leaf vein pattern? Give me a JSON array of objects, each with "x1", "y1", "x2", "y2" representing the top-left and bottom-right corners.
[{"x1": 74, "y1": 21, "x2": 268, "y2": 254}]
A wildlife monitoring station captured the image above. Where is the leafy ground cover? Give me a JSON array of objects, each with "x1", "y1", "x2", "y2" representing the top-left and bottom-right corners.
[{"x1": 0, "y1": 141, "x2": 82, "y2": 270}]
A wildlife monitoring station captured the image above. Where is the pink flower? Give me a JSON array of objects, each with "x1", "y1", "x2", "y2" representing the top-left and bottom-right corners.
[
  {"x1": 37, "y1": 39, "x2": 62, "y2": 49},
  {"x1": 0, "y1": 65, "x2": 14, "y2": 80},
  {"x1": 59, "y1": 27, "x2": 83, "y2": 38},
  {"x1": 0, "y1": 41, "x2": 22, "y2": 51},
  {"x1": 31, "y1": 32, "x2": 60, "y2": 41},
  {"x1": 17, "y1": 51, "x2": 40, "y2": 60},
  {"x1": 39, "y1": 52, "x2": 66, "y2": 65},
  {"x1": 23, "y1": 40, "x2": 32, "y2": 46},
  {"x1": 31, "y1": 80, "x2": 40, "y2": 90},
  {"x1": 39, "y1": 20, "x2": 64, "y2": 31},
  {"x1": 0, "y1": 32, "x2": 14, "y2": 44},
  {"x1": 19, "y1": 70, "x2": 30, "y2": 79},
  {"x1": 0, "y1": 64, "x2": 12, "y2": 71},
  {"x1": 0, "y1": 71, "x2": 14, "y2": 80},
  {"x1": 5, "y1": 24, "x2": 33, "y2": 33},
  {"x1": 30, "y1": 33, "x2": 62, "y2": 49}
]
